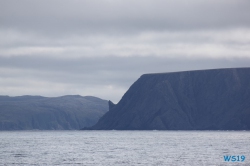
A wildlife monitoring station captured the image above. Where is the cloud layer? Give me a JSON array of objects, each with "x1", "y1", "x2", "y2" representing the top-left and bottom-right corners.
[{"x1": 0, "y1": 0, "x2": 250, "y2": 102}]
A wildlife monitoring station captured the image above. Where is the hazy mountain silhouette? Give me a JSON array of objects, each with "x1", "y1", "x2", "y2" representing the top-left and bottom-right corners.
[
  {"x1": 0, "y1": 95, "x2": 108, "y2": 130},
  {"x1": 88, "y1": 68, "x2": 250, "y2": 130}
]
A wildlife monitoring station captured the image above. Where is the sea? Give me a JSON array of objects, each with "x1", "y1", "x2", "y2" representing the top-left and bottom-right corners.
[{"x1": 0, "y1": 131, "x2": 249, "y2": 166}]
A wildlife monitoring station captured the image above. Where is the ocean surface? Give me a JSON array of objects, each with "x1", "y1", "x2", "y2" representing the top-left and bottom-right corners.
[{"x1": 0, "y1": 131, "x2": 249, "y2": 166}]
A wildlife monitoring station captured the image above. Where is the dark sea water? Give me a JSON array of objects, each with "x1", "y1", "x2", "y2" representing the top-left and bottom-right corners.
[{"x1": 0, "y1": 131, "x2": 249, "y2": 166}]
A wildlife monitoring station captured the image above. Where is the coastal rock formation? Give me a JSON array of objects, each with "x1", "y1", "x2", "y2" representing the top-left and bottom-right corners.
[
  {"x1": 0, "y1": 95, "x2": 108, "y2": 130},
  {"x1": 89, "y1": 68, "x2": 250, "y2": 130}
]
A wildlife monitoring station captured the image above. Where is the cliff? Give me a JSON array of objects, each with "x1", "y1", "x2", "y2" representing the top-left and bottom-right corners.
[
  {"x1": 0, "y1": 95, "x2": 108, "y2": 130},
  {"x1": 89, "y1": 68, "x2": 250, "y2": 130}
]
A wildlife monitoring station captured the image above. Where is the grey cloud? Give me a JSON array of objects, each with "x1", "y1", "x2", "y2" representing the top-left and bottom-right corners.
[
  {"x1": 1, "y1": 0, "x2": 250, "y2": 36},
  {"x1": 1, "y1": 0, "x2": 250, "y2": 102},
  {"x1": 1, "y1": 29, "x2": 250, "y2": 59}
]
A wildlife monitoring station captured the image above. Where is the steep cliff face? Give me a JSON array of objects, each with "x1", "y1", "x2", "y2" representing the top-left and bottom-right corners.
[
  {"x1": 0, "y1": 95, "x2": 108, "y2": 130},
  {"x1": 89, "y1": 68, "x2": 250, "y2": 130}
]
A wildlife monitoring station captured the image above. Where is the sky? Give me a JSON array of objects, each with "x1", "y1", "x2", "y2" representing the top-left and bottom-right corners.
[{"x1": 0, "y1": 0, "x2": 250, "y2": 103}]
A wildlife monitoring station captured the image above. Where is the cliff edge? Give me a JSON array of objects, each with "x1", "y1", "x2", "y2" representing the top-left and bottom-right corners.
[{"x1": 89, "y1": 68, "x2": 250, "y2": 130}]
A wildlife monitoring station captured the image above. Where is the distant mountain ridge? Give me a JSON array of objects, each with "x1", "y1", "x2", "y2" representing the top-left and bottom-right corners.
[
  {"x1": 88, "y1": 67, "x2": 250, "y2": 130},
  {"x1": 0, "y1": 95, "x2": 108, "y2": 130}
]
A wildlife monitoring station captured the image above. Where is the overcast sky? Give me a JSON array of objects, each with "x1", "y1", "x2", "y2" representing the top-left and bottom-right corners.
[{"x1": 1, "y1": 0, "x2": 250, "y2": 103}]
